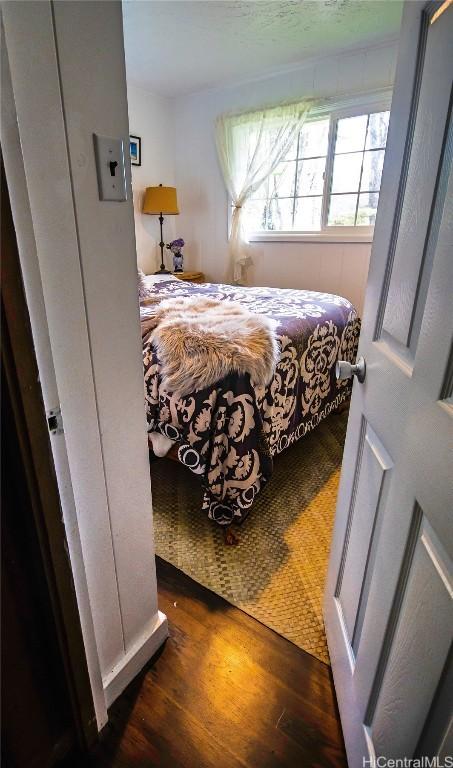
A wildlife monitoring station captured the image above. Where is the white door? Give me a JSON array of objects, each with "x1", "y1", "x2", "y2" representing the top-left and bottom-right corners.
[{"x1": 324, "y1": 2, "x2": 453, "y2": 766}]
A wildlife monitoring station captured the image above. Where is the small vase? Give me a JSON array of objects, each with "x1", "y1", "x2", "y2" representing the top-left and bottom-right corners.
[{"x1": 173, "y1": 252, "x2": 184, "y2": 273}]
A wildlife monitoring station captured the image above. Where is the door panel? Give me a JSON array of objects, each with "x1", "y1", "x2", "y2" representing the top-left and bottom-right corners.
[
  {"x1": 382, "y1": 13, "x2": 452, "y2": 352},
  {"x1": 324, "y1": 3, "x2": 453, "y2": 765},
  {"x1": 368, "y1": 512, "x2": 452, "y2": 759},
  {"x1": 338, "y1": 423, "x2": 393, "y2": 647},
  {"x1": 415, "y1": 655, "x2": 452, "y2": 760}
]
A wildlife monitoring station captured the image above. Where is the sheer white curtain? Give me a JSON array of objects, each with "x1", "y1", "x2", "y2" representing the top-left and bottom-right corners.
[{"x1": 215, "y1": 101, "x2": 312, "y2": 283}]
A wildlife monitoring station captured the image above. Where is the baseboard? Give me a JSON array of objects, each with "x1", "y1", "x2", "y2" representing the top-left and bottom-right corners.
[{"x1": 103, "y1": 610, "x2": 168, "y2": 708}]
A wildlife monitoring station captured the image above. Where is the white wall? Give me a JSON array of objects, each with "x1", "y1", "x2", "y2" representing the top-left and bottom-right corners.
[
  {"x1": 2, "y1": 0, "x2": 167, "y2": 727},
  {"x1": 171, "y1": 42, "x2": 399, "y2": 315},
  {"x1": 127, "y1": 84, "x2": 176, "y2": 273}
]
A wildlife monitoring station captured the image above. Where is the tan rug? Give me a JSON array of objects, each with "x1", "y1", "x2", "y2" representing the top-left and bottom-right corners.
[{"x1": 151, "y1": 410, "x2": 347, "y2": 664}]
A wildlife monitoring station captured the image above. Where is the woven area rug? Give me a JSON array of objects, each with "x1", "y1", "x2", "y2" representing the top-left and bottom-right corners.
[{"x1": 151, "y1": 409, "x2": 348, "y2": 664}]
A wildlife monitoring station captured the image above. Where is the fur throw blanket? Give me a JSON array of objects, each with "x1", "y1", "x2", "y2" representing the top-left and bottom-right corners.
[{"x1": 141, "y1": 296, "x2": 280, "y2": 397}]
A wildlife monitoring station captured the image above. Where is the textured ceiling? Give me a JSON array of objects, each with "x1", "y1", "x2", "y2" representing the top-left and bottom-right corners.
[{"x1": 122, "y1": 0, "x2": 403, "y2": 97}]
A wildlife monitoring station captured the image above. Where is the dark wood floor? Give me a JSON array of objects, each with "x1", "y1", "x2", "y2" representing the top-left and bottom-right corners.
[{"x1": 85, "y1": 558, "x2": 347, "y2": 768}]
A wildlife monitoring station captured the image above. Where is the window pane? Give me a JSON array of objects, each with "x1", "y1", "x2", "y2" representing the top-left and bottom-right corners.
[
  {"x1": 331, "y1": 152, "x2": 362, "y2": 193},
  {"x1": 361, "y1": 150, "x2": 385, "y2": 192},
  {"x1": 243, "y1": 199, "x2": 268, "y2": 230},
  {"x1": 328, "y1": 194, "x2": 357, "y2": 226},
  {"x1": 285, "y1": 134, "x2": 299, "y2": 161},
  {"x1": 365, "y1": 111, "x2": 390, "y2": 149},
  {"x1": 293, "y1": 196, "x2": 322, "y2": 231},
  {"x1": 268, "y1": 197, "x2": 294, "y2": 230},
  {"x1": 296, "y1": 157, "x2": 325, "y2": 196},
  {"x1": 269, "y1": 160, "x2": 297, "y2": 198},
  {"x1": 299, "y1": 119, "x2": 329, "y2": 158},
  {"x1": 249, "y1": 178, "x2": 268, "y2": 200},
  {"x1": 245, "y1": 198, "x2": 294, "y2": 231},
  {"x1": 356, "y1": 193, "x2": 379, "y2": 226},
  {"x1": 335, "y1": 114, "x2": 368, "y2": 153}
]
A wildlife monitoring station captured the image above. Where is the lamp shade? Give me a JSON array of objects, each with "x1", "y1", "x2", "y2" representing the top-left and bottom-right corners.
[{"x1": 142, "y1": 185, "x2": 179, "y2": 215}]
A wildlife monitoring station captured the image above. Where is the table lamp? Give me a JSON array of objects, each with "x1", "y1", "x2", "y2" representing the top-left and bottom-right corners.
[{"x1": 142, "y1": 184, "x2": 179, "y2": 274}]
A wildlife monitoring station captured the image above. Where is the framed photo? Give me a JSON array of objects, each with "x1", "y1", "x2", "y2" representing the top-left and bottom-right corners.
[{"x1": 129, "y1": 135, "x2": 141, "y2": 166}]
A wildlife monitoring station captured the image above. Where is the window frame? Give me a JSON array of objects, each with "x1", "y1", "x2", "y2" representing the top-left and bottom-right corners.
[{"x1": 235, "y1": 95, "x2": 392, "y2": 244}]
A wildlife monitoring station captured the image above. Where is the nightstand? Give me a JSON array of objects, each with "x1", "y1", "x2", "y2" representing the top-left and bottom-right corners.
[{"x1": 174, "y1": 271, "x2": 205, "y2": 284}]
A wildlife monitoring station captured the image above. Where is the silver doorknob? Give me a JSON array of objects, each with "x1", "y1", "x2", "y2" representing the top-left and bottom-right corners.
[{"x1": 336, "y1": 356, "x2": 366, "y2": 383}]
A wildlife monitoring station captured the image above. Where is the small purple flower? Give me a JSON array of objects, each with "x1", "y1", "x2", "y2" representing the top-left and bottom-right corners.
[{"x1": 167, "y1": 237, "x2": 185, "y2": 253}]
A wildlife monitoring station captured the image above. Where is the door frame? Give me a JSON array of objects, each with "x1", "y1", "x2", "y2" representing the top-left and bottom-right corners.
[
  {"x1": 2, "y1": 1, "x2": 168, "y2": 725},
  {"x1": 1, "y1": 158, "x2": 98, "y2": 749}
]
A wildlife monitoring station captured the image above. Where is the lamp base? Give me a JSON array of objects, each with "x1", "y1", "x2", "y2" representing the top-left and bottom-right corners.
[{"x1": 154, "y1": 267, "x2": 171, "y2": 274}]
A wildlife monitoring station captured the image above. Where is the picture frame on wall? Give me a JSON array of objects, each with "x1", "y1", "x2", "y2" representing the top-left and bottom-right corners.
[{"x1": 129, "y1": 135, "x2": 141, "y2": 166}]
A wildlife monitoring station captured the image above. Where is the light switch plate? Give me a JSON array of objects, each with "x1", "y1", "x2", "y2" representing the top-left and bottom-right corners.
[{"x1": 93, "y1": 134, "x2": 127, "y2": 202}]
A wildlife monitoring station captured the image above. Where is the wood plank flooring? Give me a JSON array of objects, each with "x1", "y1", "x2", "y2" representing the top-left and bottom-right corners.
[{"x1": 86, "y1": 558, "x2": 347, "y2": 768}]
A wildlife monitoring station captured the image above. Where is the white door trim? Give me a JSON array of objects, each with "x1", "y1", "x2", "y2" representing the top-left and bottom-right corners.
[
  {"x1": 1, "y1": 18, "x2": 107, "y2": 728},
  {"x1": 2, "y1": 0, "x2": 168, "y2": 728}
]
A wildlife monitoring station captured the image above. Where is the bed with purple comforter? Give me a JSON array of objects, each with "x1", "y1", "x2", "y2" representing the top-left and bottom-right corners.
[{"x1": 141, "y1": 279, "x2": 360, "y2": 526}]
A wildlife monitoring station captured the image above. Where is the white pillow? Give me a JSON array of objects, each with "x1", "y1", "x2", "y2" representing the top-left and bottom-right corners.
[
  {"x1": 144, "y1": 273, "x2": 180, "y2": 285},
  {"x1": 138, "y1": 269, "x2": 179, "y2": 301}
]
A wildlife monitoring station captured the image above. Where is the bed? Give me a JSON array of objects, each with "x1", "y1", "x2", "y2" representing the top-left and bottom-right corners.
[{"x1": 140, "y1": 275, "x2": 360, "y2": 527}]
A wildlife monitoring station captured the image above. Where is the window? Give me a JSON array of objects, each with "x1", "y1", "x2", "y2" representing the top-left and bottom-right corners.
[
  {"x1": 328, "y1": 112, "x2": 388, "y2": 227},
  {"x1": 241, "y1": 106, "x2": 390, "y2": 239}
]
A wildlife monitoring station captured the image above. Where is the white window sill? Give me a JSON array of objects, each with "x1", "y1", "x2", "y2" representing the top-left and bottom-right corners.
[{"x1": 248, "y1": 230, "x2": 374, "y2": 244}]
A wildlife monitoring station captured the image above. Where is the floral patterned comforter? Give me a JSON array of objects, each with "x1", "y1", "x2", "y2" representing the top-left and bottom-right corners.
[{"x1": 141, "y1": 279, "x2": 360, "y2": 526}]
